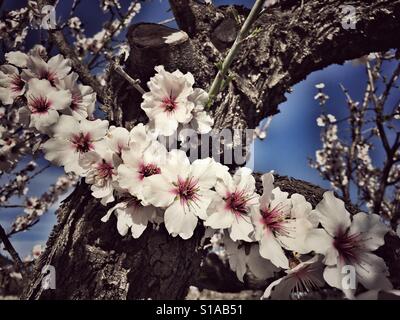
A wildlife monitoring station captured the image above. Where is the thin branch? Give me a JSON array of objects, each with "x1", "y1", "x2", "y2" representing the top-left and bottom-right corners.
[
  {"x1": 207, "y1": 0, "x2": 266, "y2": 100},
  {"x1": 112, "y1": 62, "x2": 146, "y2": 95},
  {"x1": 87, "y1": 0, "x2": 140, "y2": 69},
  {"x1": 0, "y1": 204, "x2": 25, "y2": 208},
  {"x1": 0, "y1": 223, "x2": 26, "y2": 277}
]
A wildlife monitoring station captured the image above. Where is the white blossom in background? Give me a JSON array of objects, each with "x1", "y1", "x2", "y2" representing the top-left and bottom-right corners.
[
  {"x1": 101, "y1": 194, "x2": 158, "y2": 239},
  {"x1": 141, "y1": 65, "x2": 195, "y2": 136},
  {"x1": 42, "y1": 115, "x2": 109, "y2": 175},
  {"x1": 142, "y1": 151, "x2": 218, "y2": 239},
  {"x1": 263, "y1": 255, "x2": 325, "y2": 300},
  {"x1": 57, "y1": 72, "x2": 96, "y2": 119},
  {"x1": 205, "y1": 167, "x2": 258, "y2": 242},
  {"x1": 305, "y1": 191, "x2": 392, "y2": 298},
  {"x1": 316, "y1": 114, "x2": 336, "y2": 127},
  {"x1": 22, "y1": 79, "x2": 72, "y2": 132}
]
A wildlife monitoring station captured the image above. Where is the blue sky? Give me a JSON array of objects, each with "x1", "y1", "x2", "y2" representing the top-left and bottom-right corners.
[{"x1": 1, "y1": 0, "x2": 397, "y2": 258}]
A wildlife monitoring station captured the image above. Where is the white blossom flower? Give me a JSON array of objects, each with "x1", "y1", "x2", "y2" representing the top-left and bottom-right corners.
[
  {"x1": 57, "y1": 72, "x2": 96, "y2": 119},
  {"x1": 251, "y1": 173, "x2": 318, "y2": 269},
  {"x1": 141, "y1": 65, "x2": 195, "y2": 136},
  {"x1": 5, "y1": 51, "x2": 29, "y2": 68},
  {"x1": 22, "y1": 54, "x2": 71, "y2": 86},
  {"x1": 305, "y1": 191, "x2": 392, "y2": 298},
  {"x1": 79, "y1": 141, "x2": 119, "y2": 205},
  {"x1": 0, "y1": 64, "x2": 26, "y2": 105},
  {"x1": 23, "y1": 79, "x2": 71, "y2": 131},
  {"x1": 263, "y1": 255, "x2": 325, "y2": 300},
  {"x1": 117, "y1": 140, "x2": 166, "y2": 202},
  {"x1": 316, "y1": 114, "x2": 336, "y2": 127},
  {"x1": 205, "y1": 167, "x2": 258, "y2": 242},
  {"x1": 129, "y1": 123, "x2": 155, "y2": 152},
  {"x1": 103, "y1": 125, "x2": 131, "y2": 156},
  {"x1": 42, "y1": 115, "x2": 109, "y2": 175},
  {"x1": 224, "y1": 233, "x2": 277, "y2": 282},
  {"x1": 142, "y1": 150, "x2": 218, "y2": 239},
  {"x1": 101, "y1": 194, "x2": 158, "y2": 239},
  {"x1": 186, "y1": 88, "x2": 213, "y2": 134},
  {"x1": 32, "y1": 244, "x2": 44, "y2": 259},
  {"x1": 177, "y1": 88, "x2": 214, "y2": 145}
]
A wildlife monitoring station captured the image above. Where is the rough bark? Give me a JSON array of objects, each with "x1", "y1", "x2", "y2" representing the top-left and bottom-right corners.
[{"x1": 23, "y1": 0, "x2": 400, "y2": 299}]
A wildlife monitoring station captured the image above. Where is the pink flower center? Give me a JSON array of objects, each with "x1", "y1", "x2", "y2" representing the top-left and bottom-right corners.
[
  {"x1": 29, "y1": 95, "x2": 51, "y2": 114},
  {"x1": 162, "y1": 95, "x2": 177, "y2": 113},
  {"x1": 71, "y1": 132, "x2": 93, "y2": 153},
  {"x1": 71, "y1": 94, "x2": 82, "y2": 111},
  {"x1": 260, "y1": 203, "x2": 290, "y2": 236},
  {"x1": 225, "y1": 190, "x2": 251, "y2": 216},
  {"x1": 334, "y1": 229, "x2": 363, "y2": 264},
  {"x1": 173, "y1": 176, "x2": 200, "y2": 205},
  {"x1": 96, "y1": 160, "x2": 114, "y2": 179},
  {"x1": 138, "y1": 163, "x2": 161, "y2": 180},
  {"x1": 39, "y1": 69, "x2": 57, "y2": 86},
  {"x1": 10, "y1": 74, "x2": 24, "y2": 93}
]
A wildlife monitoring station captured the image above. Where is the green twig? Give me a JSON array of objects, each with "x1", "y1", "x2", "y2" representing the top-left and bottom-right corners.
[{"x1": 207, "y1": 0, "x2": 266, "y2": 104}]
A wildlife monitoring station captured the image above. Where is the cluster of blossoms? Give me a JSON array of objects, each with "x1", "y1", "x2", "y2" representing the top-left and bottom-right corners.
[
  {"x1": 0, "y1": 49, "x2": 395, "y2": 299},
  {"x1": 312, "y1": 62, "x2": 400, "y2": 220},
  {"x1": 10, "y1": 174, "x2": 78, "y2": 234}
]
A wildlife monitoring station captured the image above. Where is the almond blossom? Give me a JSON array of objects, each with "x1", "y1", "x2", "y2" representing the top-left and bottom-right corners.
[
  {"x1": 103, "y1": 125, "x2": 131, "y2": 156},
  {"x1": 21, "y1": 54, "x2": 71, "y2": 86},
  {"x1": 79, "y1": 141, "x2": 119, "y2": 205},
  {"x1": 42, "y1": 115, "x2": 109, "y2": 175},
  {"x1": 101, "y1": 194, "x2": 158, "y2": 239},
  {"x1": 0, "y1": 64, "x2": 26, "y2": 105},
  {"x1": 22, "y1": 79, "x2": 71, "y2": 132},
  {"x1": 141, "y1": 65, "x2": 195, "y2": 136},
  {"x1": 262, "y1": 255, "x2": 325, "y2": 300},
  {"x1": 142, "y1": 150, "x2": 218, "y2": 239},
  {"x1": 117, "y1": 140, "x2": 166, "y2": 202},
  {"x1": 5, "y1": 51, "x2": 29, "y2": 68},
  {"x1": 205, "y1": 167, "x2": 258, "y2": 242},
  {"x1": 305, "y1": 191, "x2": 392, "y2": 298},
  {"x1": 4, "y1": 46, "x2": 46, "y2": 68},
  {"x1": 251, "y1": 172, "x2": 317, "y2": 269},
  {"x1": 57, "y1": 72, "x2": 96, "y2": 119},
  {"x1": 183, "y1": 88, "x2": 213, "y2": 134}
]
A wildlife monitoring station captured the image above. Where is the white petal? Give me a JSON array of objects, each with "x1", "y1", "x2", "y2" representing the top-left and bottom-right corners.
[
  {"x1": 350, "y1": 212, "x2": 389, "y2": 251},
  {"x1": 142, "y1": 174, "x2": 175, "y2": 207},
  {"x1": 259, "y1": 231, "x2": 289, "y2": 269},
  {"x1": 315, "y1": 191, "x2": 351, "y2": 236},
  {"x1": 259, "y1": 172, "x2": 274, "y2": 208},
  {"x1": 356, "y1": 252, "x2": 392, "y2": 291},
  {"x1": 164, "y1": 200, "x2": 198, "y2": 239},
  {"x1": 230, "y1": 215, "x2": 254, "y2": 242}
]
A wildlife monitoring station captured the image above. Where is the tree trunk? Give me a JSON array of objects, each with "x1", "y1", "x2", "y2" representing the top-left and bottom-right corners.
[{"x1": 23, "y1": 0, "x2": 400, "y2": 299}]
